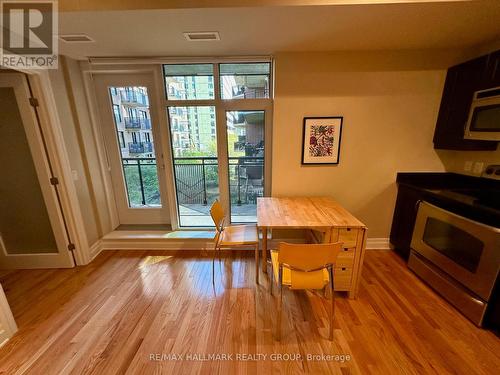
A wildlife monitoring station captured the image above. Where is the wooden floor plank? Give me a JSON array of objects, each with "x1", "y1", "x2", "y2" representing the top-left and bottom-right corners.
[{"x1": 0, "y1": 250, "x2": 498, "y2": 375}]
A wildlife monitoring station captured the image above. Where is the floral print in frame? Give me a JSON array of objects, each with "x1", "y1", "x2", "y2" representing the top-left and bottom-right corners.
[{"x1": 302, "y1": 117, "x2": 343, "y2": 164}]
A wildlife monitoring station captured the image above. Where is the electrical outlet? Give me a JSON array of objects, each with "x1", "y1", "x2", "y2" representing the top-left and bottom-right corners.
[
  {"x1": 473, "y1": 162, "x2": 484, "y2": 175},
  {"x1": 464, "y1": 161, "x2": 473, "y2": 172}
]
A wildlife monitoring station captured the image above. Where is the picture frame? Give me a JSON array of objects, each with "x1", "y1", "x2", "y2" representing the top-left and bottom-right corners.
[{"x1": 301, "y1": 116, "x2": 343, "y2": 165}]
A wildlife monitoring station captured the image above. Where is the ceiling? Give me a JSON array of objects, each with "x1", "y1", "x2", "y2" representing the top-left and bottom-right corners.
[{"x1": 58, "y1": 1, "x2": 500, "y2": 60}]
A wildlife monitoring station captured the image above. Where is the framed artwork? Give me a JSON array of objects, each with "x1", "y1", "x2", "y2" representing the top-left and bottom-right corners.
[{"x1": 302, "y1": 117, "x2": 343, "y2": 164}]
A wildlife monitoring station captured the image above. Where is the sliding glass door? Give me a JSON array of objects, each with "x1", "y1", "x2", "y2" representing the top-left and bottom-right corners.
[
  {"x1": 225, "y1": 110, "x2": 265, "y2": 223},
  {"x1": 163, "y1": 62, "x2": 272, "y2": 227}
]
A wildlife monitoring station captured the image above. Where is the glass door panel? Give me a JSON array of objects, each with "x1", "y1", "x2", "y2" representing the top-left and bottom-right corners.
[
  {"x1": 226, "y1": 110, "x2": 265, "y2": 223},
  {"x1": 109, "y1": 86, "x2": 162, "y2": 208},
  {"x1": 167, "y1": 106, "x2": 219, "y2": 227},
  {"x1": 0, "y1": 87, "x2": 57, "y2": 254}
]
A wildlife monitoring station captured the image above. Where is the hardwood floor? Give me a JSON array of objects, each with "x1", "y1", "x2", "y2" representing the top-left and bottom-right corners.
[{"x1": 0, "y1": 250, "x2": 498, "y2": 374}]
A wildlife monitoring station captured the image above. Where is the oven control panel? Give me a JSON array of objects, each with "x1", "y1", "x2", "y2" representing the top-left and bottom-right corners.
[{"x1": 482, "y1": 165, "x2": 500, "y2": 180}]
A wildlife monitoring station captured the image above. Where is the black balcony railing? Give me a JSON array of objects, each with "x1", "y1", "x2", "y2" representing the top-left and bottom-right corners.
[
  {"x1": 232, "y1": 87, "x2": 269, "y2": 99},
  {"x1": 128, "y1": 141, "x2": 153, "y2": 154},
  {"x1": 229, "y1": 157, "x2": 264, "y2": 205},
  {"x1": 124, "y1": 117, "x2": 151, "y2": 129},
  {"x1": 121, "y1": 156, "x2": 264, "y2": 209},
  {"x1": 122, "y1": 158, "x2": 159, "y2": 206},
  {"x1": 124, "y1": 118, "x2": 141, "y2": 129},
  {"x1": 120, "y1": 90, "x2": 149, "y2": 106},
  {"x1": 173, "y1": 156, "x2": 264, "y2": 206}
]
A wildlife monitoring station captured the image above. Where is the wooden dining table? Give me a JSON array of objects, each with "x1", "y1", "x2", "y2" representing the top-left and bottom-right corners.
[{"x1": 256, "y1": 196, "x2": 367, "y2": 298}]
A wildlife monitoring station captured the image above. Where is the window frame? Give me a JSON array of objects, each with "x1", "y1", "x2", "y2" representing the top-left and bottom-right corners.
[{"x1": 160, "y1": 59, "x2": 273, "y2": 228}]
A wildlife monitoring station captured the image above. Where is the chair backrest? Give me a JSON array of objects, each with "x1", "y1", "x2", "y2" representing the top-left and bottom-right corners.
[
  {"x1": 278, "y1": 242, "x2": 342, "y2": 272},
  {"x1": 210, "y1": 200, "x2": 225, "y2": 232}
]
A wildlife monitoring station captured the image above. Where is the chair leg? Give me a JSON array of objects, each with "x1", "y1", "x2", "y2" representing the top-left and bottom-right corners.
[
  {"x1": 270, "y1": 266, "x2": 273, "y2": 296},
  {"x1": 328, "y1": 266, "x2": 335, "y2": 341},
  {"x1": 276, "y1": 265, "x2": 283, "y2": 341},
  {"x1": 255, "y1": 243, "x2": 259, "y2": 284},
  {"x1": 212, "y1": 242, "x2": 218, "y2": 287}
]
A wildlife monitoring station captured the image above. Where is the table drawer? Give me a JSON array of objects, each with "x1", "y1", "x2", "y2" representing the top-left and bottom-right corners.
[
  {"x1": 338, "y1": 228, "x2": 359, "y2": 248},
  {"x1": 336, "y1": 247, "x2": 355, "y2": 268},
  {"x1": 334, "y1": 267, "x2": 352, "y2": 291}
]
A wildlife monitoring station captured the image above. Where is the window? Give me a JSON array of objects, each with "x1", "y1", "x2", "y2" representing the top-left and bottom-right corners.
[
  {"x1": 163, "y1": 61, "x2": 272, "y2": 227},
  {"x1": 145, "y1": 132, "x2": 151, "y2": 142},
  {"x1": 113, "y1": 104, "x2": 121, "y2": 123},
  {"x1": 163, "y1": 64, "x2": 214, "y2": 100},
  {"x1": 220, "y1": 63, "x2": 271, "y2": 99},
  {"x1": 131, "y1": 132, "x2": 140, "y2": 143},
  {"x1": 118, "y1": 131, "x2": 125, "y2": 148}
]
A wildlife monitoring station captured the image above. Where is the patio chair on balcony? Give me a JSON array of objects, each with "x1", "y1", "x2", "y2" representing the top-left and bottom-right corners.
[
  {"x1": 210, "y1": 200, "x2": 260, "y2": 285},
  {"x1": 244, "y1": 165, "x2": 264, "y2": 203}
]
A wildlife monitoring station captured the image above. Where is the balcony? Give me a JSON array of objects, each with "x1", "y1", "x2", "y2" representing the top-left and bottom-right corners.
[
  {"x1": 231, "y1": 87, "x2": 269, "y2": 99},
  {"x1": 121, "y1": 156, "x2": 264, "y2": 225},
  {"x1": 128, "y1": 142, "x2": 153, "y2": 154},
  {"x1": 124, "y1": 117, "x2": 151, "y2": 130},
  {"x1": 120, "y1": 90, "x2": 149, "y2": 106},
  {"x1": 173, "y1": 156, "x2": 264, "y2": 226}
]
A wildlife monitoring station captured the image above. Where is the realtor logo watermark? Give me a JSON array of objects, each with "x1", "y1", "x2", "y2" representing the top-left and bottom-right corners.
[{"x1": 1, "y1": 1, "x2": 58, "y2": 69}]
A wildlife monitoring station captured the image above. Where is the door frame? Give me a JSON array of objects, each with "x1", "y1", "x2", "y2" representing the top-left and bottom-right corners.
[
  {"x1": 0, "y1": 284, "x2": 17, "y2": 347},
  {"x1": 0, "y1": 72, "x2": 84, "y2": 268},
  {"x1": 83, "y1": 58, "x2": 273, "y2": 230},
  {"x1": 92, "y1": 71, "x2": 171, "y2": 224}
]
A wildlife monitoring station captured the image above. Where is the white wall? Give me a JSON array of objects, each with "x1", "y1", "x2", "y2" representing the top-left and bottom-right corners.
[{"x1": 272, "y1": 51, "x2": 466, "y2": 238}]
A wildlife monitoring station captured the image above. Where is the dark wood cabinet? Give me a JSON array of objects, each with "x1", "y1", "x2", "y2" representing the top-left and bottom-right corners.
[
  {"x1": 433, "y1": 53, "x2": 498, "y2": 151},
  {"x1": 482, "y1": 50, "x2": 500, "y2": 89},
  {"x1": 389, "y1": 184, "x2": 423, "y2": 260}
]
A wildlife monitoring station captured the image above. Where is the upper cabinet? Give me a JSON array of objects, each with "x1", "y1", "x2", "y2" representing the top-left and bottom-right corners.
[
  {"x1": 481, "y1": 50, "x2": 500, "y2": 89},
  {"x1": 433, "y1": 51, "x2": 498, "y2": 150}
]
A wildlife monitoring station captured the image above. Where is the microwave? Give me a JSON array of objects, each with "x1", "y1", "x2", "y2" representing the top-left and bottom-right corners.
[{"x1": 464, "y1": 87, "x2": 500, "y2": 141}]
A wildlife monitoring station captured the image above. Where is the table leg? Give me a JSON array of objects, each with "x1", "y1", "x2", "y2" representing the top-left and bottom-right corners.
[
  {"x1": 255, "y1": 243, "x2": 259, "y2": 284},
  {"x1": 262, "y1": 227, "x2": 268, "y2": 274}
]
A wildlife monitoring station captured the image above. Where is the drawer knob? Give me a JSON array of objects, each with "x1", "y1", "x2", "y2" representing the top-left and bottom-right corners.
[
  {"x1": 343, "y1": 248, "x2": 348, "y2": 251},
  {"x1": 341, "y1": 267, "x2": 346, "y2": 271}
]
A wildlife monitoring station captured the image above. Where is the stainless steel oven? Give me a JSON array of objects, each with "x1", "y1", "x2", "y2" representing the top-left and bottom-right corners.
[{"x1": 409, "y1": 201, "x2": 500, "y2": 326}]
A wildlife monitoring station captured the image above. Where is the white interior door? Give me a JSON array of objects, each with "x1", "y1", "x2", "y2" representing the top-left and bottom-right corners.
[
  {"x1": 93, "y1": 73, "x2": 170, "y2": 224},
  {"x1": 0, "y1": 74, "x2": 74, "y2": 269},
  {"x1": 0, "y1": 284, "x2": 17, "y2": 347}
]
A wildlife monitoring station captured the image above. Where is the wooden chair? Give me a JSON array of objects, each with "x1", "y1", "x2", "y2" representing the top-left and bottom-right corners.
[
  {"x1": 210, "y1": 200, "x2": 260, "y2": 285},
  {"x1": 270, "y1": 242, "x2": 342, "y2": 341}
]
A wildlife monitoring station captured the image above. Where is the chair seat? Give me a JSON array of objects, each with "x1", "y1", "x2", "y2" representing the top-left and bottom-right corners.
[
  {"x1": 271, "y1": 250, "x2": 329, "y2": 290},
  {"x1": 219, "y1": 225, "x2": 258, "y2": 246}
]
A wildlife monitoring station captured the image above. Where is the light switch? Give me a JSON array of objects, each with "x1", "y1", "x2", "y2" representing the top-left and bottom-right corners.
[{"x1": 472, "y1": 162, "x2": 484, "y2": 175}]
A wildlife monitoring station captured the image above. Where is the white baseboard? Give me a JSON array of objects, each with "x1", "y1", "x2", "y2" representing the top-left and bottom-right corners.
[
  {"x1": 88, "y1": 240, "x2": 102, "y2": 262},
  {"x1": 101, "y1": 239, "x2": 214, "y2": 251},
  {"x1": 366, "y1": 238, "x2": 391, "y2": 250},
  {"x1": 85, "y1": 234, "x2": 392, "y2": 259}
]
